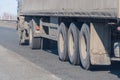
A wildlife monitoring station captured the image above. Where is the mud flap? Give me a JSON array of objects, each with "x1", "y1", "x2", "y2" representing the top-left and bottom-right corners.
[{"x1": 90, "y1": 23, "x2": 111, "y2": 65}]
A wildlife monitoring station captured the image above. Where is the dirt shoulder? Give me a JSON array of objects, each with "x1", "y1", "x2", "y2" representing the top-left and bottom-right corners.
[{"x1": 0, "y1": 20, "x2": 17, "y2": 29}]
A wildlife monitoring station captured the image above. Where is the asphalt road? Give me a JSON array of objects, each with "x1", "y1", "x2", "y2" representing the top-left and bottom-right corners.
[
  {"x1": 0, "y1": 26, "x2": 120, "y2": 80},
  {"x1": 0, "y1": 45, "x2": 60, "y2": 80}
]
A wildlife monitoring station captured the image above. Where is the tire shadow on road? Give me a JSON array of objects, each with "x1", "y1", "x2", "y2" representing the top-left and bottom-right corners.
[
  {"x1": 109, "y1": 61, "x2": 120, "y2": 78},
  {"x1": 90, "y1": 61, "x2": 120, "y2": 78},
  {"x1": 42, "y1": 40, "x2": 58, "y2": 55},
  {"x1": 90, "y1": 65, "x2": 110, "y2": 71}
]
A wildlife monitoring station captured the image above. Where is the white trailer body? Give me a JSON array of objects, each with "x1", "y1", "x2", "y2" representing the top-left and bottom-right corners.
[
  {"x1": 18, "y1": 0, "x2": 120, "y2": 19},
  {"x1": 17, "y1": 0, "x2": 120, "y2": 70}
]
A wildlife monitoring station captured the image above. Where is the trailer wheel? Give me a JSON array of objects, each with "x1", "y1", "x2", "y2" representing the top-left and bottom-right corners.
[
  {"x1": 79, "y1": 23, "x2": 91, "y2": 70},
  {"x1": 68, "y1": 23, "x2": 79, "y2": 65},
  {"x1": 19, "y1": 30, "x2": 25, "y2": 45},
  {"x1": 58, "y1": 23, "x2": 68, "y2": 61},
  {"x1": 114, "y1": 42, "x2": 120, "y2": 57},
  {"x1": 29, "y1": 28, "x2": 41, "y2": 49}
]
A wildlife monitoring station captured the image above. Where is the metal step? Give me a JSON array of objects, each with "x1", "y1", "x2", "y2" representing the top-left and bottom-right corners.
[{"x1": 111, "y1": 57, "x2": 120, "y2": 61}]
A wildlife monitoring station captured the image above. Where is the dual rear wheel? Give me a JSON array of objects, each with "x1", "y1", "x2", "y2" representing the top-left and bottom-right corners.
[
  {"x1": 58, "y1": 23, "x2": 68, "y2": 61},
  {"x1": 79, "y1": 23, "x2": 91, "y2": 69},
  {"x1": 58, "y1": 22, "x2": 91, "y2": 70},
  {"x1": 68, "y1": 23, "x2": 80, "y2": 65}
]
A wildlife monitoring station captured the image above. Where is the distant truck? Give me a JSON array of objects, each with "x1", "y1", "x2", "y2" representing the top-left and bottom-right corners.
[{"x1": 17, "y1": 0, "x2": 120, "y2": 70}]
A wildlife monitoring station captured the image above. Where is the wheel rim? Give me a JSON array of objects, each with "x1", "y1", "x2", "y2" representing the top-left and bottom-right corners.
[
  {"x1": 69, "y1": 32, "x2": 74, "y2": 57},
  {"x1": 80, "y1": 34, "x2": 87, "y2": 60},
  {"x1": 59, "y1": 32, "x2": 64, "y2": 54}
]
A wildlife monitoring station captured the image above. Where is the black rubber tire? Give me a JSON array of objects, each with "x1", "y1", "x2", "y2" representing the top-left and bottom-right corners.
[
  {"x1": 29, "y1": 28, "x2": 41, "y2": 49},
  {"x1": 58, "y1": 23, "x2": 68, "y2": 61},
  {"x1": 79, "y1": 23, "x2": 91, "y2": 70},
  {"x1": 68, "y1": 23, "x2": 80, "y2": 65}
]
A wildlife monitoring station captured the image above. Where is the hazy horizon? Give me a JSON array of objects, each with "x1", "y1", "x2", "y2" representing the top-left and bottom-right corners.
[{"x1": 0, "y1": 0, "x2": 17, "y2": 16}]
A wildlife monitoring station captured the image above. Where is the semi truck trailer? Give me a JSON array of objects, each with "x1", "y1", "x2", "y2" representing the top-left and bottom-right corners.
[{"x1": 17, "y1": 0, "x2": 120, "y2": 70}]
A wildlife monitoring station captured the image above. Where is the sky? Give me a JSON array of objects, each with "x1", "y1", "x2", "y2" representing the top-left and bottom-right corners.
[{"x1": 0, "y1": 0, "x2": 17, "y2": 16}]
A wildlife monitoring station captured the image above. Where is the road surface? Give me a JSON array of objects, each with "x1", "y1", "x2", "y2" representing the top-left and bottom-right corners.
[{"x1": 0, "y1": 24, "x2": 120, "y2": 80}]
